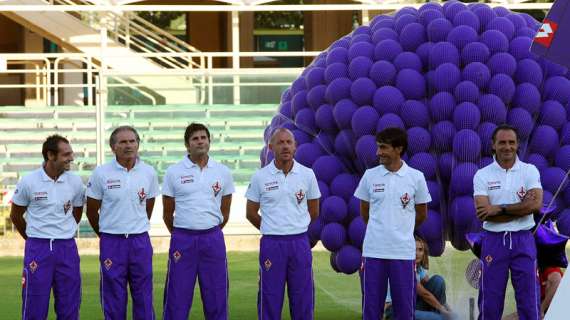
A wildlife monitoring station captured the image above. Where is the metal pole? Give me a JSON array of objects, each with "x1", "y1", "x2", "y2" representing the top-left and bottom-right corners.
[
  {"x1": 231, "y1": 10, "x2": 240, "y2": 105},
  {"x1": 96, "y1": 27, "x2": 108, "y2": 166},
  {"x1": 362, "y1": 9, "x2": 369, "y2": 26},
  {"x1": 469, "y1": 297, "x2": 475, "y2": 320}
]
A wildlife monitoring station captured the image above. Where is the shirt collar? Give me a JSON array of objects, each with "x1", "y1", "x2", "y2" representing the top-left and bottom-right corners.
[
  {"x1": 492, "y1": 156, "x2": 521, "y2": 171},
  {"x1": 183, "y1": 155, "x2": 214, "y2": 169},
  {"x1": 40, "y1": 166, "x2": 67, "y2": 182},
  {"x1": 112, "y1": 157, "x2": 140, "y2": 171},
  {"x1": 379, "y1": 161, "x2": 408, "y2": 177},
  {"x1": 269, "y1": 160, "x2": 299, "y2": 175}
]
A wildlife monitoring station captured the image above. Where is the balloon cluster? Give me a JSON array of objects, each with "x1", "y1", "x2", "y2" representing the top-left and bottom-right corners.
[{"x1": 260, "y1": 1, "x2": 570, "y2": 274}]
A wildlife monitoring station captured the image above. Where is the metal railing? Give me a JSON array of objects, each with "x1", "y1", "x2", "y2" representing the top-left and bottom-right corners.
[{"x1": 49, "y1": 0, "x2": 204, "y2": 70}]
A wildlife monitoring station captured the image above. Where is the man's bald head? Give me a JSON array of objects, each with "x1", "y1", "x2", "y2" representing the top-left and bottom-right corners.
[
  {"x1": 269, "y1": 128, "x2": 297, "y2": 164},
  {"x1": 269, "y1": 128, "x2": 296, "y2": 145}
]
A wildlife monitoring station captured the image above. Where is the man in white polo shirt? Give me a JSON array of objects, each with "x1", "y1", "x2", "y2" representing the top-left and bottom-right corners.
[
  {"x1": 86, "y1": 126, "x2": 159, "y2": 320},
  {"x1": 354, "y1": 127, "x2": 431, "y2": 320},
  {"x1": 161, "y1": 123, "x2": 234, "y2": 320},
  {"x1": 245, "y1": 128, "x2": 321, "y2": 320},
  {"x1": 10, "y1": 134, "x2": 85, "y2": 320},
  {"x1": 473, "y1": 124, "x2": 543, "y2": 320}
]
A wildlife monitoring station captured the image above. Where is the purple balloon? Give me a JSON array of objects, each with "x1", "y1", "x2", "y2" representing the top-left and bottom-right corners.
[
  {"x1": 401, "y1": 100, "x2": 430, "y2": 128},
  {"x1": 374, "y1": 39, "x2": 403, "y2": 61},
  {"x1": 416, "y1": 42, "x2": 433, "y2": 67},
  {"x1": 348, "y1": 41, "x2": 374, "y2": 61},
  {"x1": 394, "y1": 52, "x2": 423, "y2": 72},
  {"x1": 447, "y1": 25, "x2": 478, "y2": 49},
  {"x1": 335, "y1": 245, "x2": 362, "y2": 274},
  {"x1": 372, "y1": 28, "x2": 399, "y2": 44},
  {"x1": 515, "y1": 59, "x2": 543, "y2": 87},
  {"x1": 348, "y1": 217, "x2": 366, "y2": 249},
  {"x1": 331, "y1": 173, "x2": 359, "y2": 202},
  {"x1": 526, "y1": 153, "x2": 549, "y2": 172},
  {"x1": 420, "y1": 9, "x2": 445, "y2": 27},
  {"x1": 555, "y1": 146, "x2": 570, "y2": 172},
  {"x1": 396, "y1": 69, "x2": 426, "y2": 100},
  {"x1": 453, "y1": 129, "x2": 481, "y2": 162},
  {"x1": 557, "y1": 210, "x2": 570, "y2": 237},
  {"x1": 334, "y1": 129, "x2": 356, "y2": 158},
  {"x1": 313, "y1": 155, "x2": 344, "y2": 184},
  {"x1": 529, "y1": 125, "x2": 559, "y2": 157},
  {"x1": 487, "y1": 16, "x2": 515, "y2": 40},
  {"x1": 325, "y1": 77, "x2": 352, "y2": 104},
  {"x1": 395, "y1": 14, "x2": 418, "y2": 34},
  {"x1": 347, "y1": 196, "x2": 361, "y2": 220},
  {"x1": 318, "y1": 180, "x2": 330, "y2": 201},
  {"x1": 373, "y1": 86, "x2": 405, "y2": 115},
  {"x1": 445, "y1": 1, "x2": 468, "y2": 21},
  {"x1": 479, "y1": 94, "x2": 506, "y2": 124},
  {"x1": 291, "y1": 129, "x2": 312, "y2": 146},
  {"x1": 454, "y1": 81, "x2": 479, "y2": 103},
  {"x1": 295, "y1": 142, "x2": 323, "y2": 167},
  {"x1": 429, "y1": 92, "x2": 456, "y2": 122},
  {"x1": 562, "y1": 123, "x2": 570, "y2": 145},
  {"x1": 509, "y1": 36, "x2": 533, "y2": 60},
  {"x1": 325, "y1": 63, "x2": 349, "y2": 84},
  {"x1": 480, "y1": 30, "x2": 509, "y2": 53},
  {"x1": 434, "y1": 63, "x2": 461, "y2": 92},
  {"x1": 333, "y1": 99, "x2": 358, "y2": 130},
  {"x1": 315, "y1": 104, "x2": 337, "y2": 133},
  {"x1": 291, "y1": 77, "x2": 307, "y2": 95},
  {"x1": 307, "y1": 85, "x2": 327, "y2": 110},
  {"x1": 451, "y1": 163, "x2": 479, "y2": 196},
  {"x1": 427, "y1": 181, "x2": 441, "y2": 209},
  {"x1": 462, "y1": 62, "x2": 491, "y2": 88},
  {"x1": 430, "y1": 42, "x2": 460, "y2": 68},
  {"x1": 305, "y1": 67, "x2": 325, "y2": 89},
  {"x1": 488, "y1": 73, "x2": 515, "y2": 104},
  {"x1": 370, "y1": 61, "x2": 397, "y2": 87},
  {"x1": 542, "y1": 167, "x2": 569, "y2": 195},
  {"x1": 472, "y1": 5, "x2": 497, "y2": 28},
  {"x1": 278, "y1": 101, "x2": 293, "y2": 120},
  {"x1": 512, "y1": 83, "x2": 541, "y2": 115},
  {"x1": 453, "y1": 10, "x2": 480, "y2": 31},
  {"x1": 439, "y1": 152, "x2": 454, "y2": 182},
  {"x1": 291, "y1": 90, "x2": 308, "y2": 117},
  {"x1": 432, "y1": 121, "x2": 456, "y2": 152},
  {"x1": 356, "y1": 135, "x2": 378, "y2": 168},
  {"x1": 409, "y1": 152, "x2": 437, "y2": 180},
  {"x1": 453, "y1": 102, "x2": 480, "y2": 130},
  {"x1": 461, "y1": 42, "x2": 490, "y2": 65},
  {"x1": 326, "y1": 47, "x2": 349, "y2": 65},
  {"x1": 295, "y1": 108, "x2": 317, "y2": 134},
  {"x1": 400, "y1": 23, "x2": 426, "y2": 51},
  {"x1": 544, "y1": 76, "x2": 570, "y2": 105},
  {"x1": 419, "y1": 210, "x2": 443, "y2": 241},
  {"x1": 352, "y1": 106, "x2": 380, "y2": 138},
  {"x1": 321, "y1": 222, "x2": 347, "y2": 252},
  {"x1": 507, "y1": 108, "x2": 534, "y2": 141},
  {"x1": 478, "y1": 122, "x2": 497, "y2": 156},
  {"x1": 322, "y1": 196, "x2": 348, "y2": 223},
  {"x1": 349, "y1": 56, "x2": 374, "y2": 80},
  {"x1": 539, "y1": 100, "x2": 567, "y2": 130},
  {"x1": 427, "y1": 18, "x2": 453, "y2": 42},
  {"x1": 308, "y1": 218, "x2": 325, "y2": 242},
  {"x1": 377, "y1": 113, "x2": 405, "y2": 133},
  {"x1": 351, "y1": 78, "x2": 376, "y2": 106},
  {"x1": 487, "y1": 52, "x2": 517, "y2": 76},
  {"x1": 407, "y1": 127, "x2": 432, "y2": 155}
]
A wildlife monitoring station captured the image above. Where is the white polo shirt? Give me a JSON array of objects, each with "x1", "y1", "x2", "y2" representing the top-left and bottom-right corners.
[
  {"x1": 86, "y1": 158, "x2": 159, "y2": 234},
  {"x1": 12, "y1": 167, "x2": 85, "y2": 239},
  {"x1": 162, "y1": 156, "x2": 235, "y2": 230},
  {"x1": 354, "y1": 162, "x2": 431, "y2": 260},
  {"x1": 245, "y1": 160, "x2": 321, "y2": 235},
  {"x1": 473, "y1": 157, "x2": 542, "y2": 232}
]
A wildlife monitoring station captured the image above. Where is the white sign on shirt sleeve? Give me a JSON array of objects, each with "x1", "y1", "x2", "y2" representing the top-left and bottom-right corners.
[
  {"x1": 473, "y1": 170, "x2": 488, "y2": 197},
  {"x1": 86, "y1": 170, "x2": 104, "y2": 200},
  {"x1": 245, "y1": 173, "x2": 261, "y2": 202},
  {"x1": 525, "y1": 165, "x2": 543, "y2": 190},
  {"x1": 354, "y1": 172, "x2": 370, "y2": 201},
  {"x1": 415, "y1": 174, "x2": 432, "y2": 204},
  {"x1": 307, "y1": 171, "x2": 321, "y2": 200},
  {"x1": 11, "y1": 179, "x2": 30, "y2": 206}
]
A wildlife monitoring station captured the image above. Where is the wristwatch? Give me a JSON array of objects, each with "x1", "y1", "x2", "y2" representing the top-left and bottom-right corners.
[{"x1": 500, "y1": 204, "x2": 508, "y2": 215}]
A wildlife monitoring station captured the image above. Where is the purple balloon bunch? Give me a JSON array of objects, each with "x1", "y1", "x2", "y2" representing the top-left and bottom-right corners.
[{"x1": 260, "y1": 1, "x2": 570, "y2": 274}]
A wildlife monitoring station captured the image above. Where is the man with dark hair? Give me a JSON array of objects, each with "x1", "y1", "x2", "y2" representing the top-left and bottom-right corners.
[
  {"x1": 162, "y1": 123, "x2": 234, "y2": 320},
  {"x1": 473, "y1": 124, "x2": 543, "y2": 320},
  {"x1": 86, "y1": 125, "x2": 159, "y2": 319},
  {"x1": 246, "y1": 128, "x2": 321, "y2": 320},
  {"x1": 10, "y1": 134, "x2": 85, "y2": 319},
  {"x1": 354, "y1": 127, "x2": 431, "y2": 320}
]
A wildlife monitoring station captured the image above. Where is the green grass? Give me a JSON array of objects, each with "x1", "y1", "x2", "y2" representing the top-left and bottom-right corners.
[{"x1": 1, "y1": 248, "x2": 557, "y2": 319}]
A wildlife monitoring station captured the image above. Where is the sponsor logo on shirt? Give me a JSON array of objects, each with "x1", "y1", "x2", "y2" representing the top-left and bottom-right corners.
[
  {"x1": 373, "y1": 183, "x2": 385, "y2": 192},
  {"x1": 488, "y1": 181, "x2": 501, "y2": 191},
  {"x1": 517, "y1": 186, "x2": 527, "y2": 201},
  {"x1": 106, "y1": 179, "x2": 121, "y2": 189},
  {"x1": 400, "y1": 193, "x2": 410, "y2": 209},
  {"x1": 264, "y1": 181, "x2": 279, "y2": 192},
  {"x1": 264, "y1": 259, "x2": 272, "y2": 271},
  {"x1": 63, "y1": 200, "x2": 72, "y2": 214},
  {"x1": 137, "y1": 188, "x2": 147, "y2": 204},
  {"x1": 180, "y1": 175, "x2": 194, "y2": 184},
  {"x1": 485, "y1": 255, "x2": 493, "y2": 266},
  {"x1": 33, "y1": 192, "x2": 48, "y2": 201},
  {"x1": 295, "y1": 189, "x2": 305, "y2": 204},
  {"x1": 212, "y1": 181, "x2": 222, "y2": 197},
  {"x1": 14, "y1": 188, "x2": 19, "y2": 194}
]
